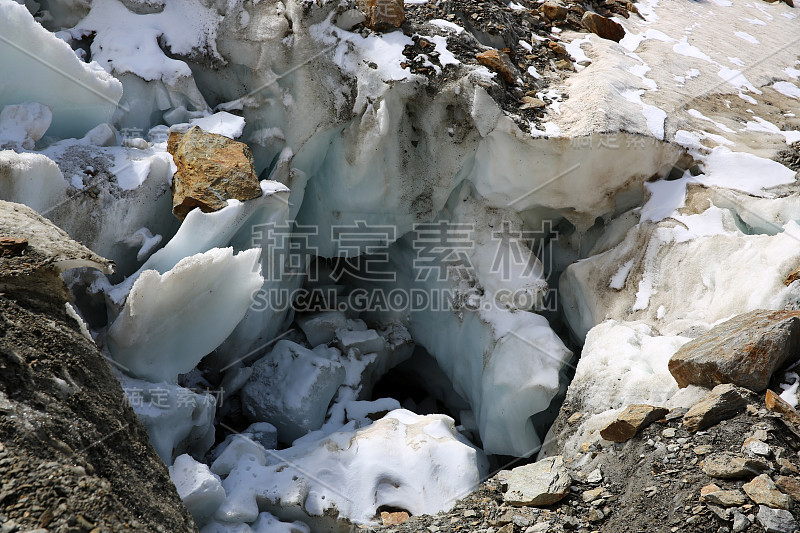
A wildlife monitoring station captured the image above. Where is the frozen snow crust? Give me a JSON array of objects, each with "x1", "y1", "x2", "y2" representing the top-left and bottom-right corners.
[{"x1": 2, "y1": 0, "x2": 800, "y2": 529}]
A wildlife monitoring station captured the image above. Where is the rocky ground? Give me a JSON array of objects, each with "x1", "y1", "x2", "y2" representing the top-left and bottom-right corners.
[
  {"x1": 778, "y1": 142, "x2": 800, "y2": 173},
  {"x1": 353, "y1": 0, "x2": 638, "y2": 131},
  {"x1": 0, "y1": 202, "x2": 197, "y2": 533},
  {"x1": 370, "y1": 386, "x2": 800, "y2": 533}
]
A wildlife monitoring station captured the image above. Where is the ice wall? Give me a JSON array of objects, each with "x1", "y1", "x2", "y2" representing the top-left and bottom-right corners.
[{"x1": 0, "y1": 1, "x2": 122, "y2": 139}]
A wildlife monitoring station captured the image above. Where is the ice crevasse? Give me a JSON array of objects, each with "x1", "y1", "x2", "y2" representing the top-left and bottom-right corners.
[{"x1": 8, "y1": 0, "x2": 795, "y2": 529}]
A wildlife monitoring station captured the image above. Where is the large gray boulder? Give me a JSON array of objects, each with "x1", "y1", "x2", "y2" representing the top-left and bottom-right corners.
[{"x1": 503, "y1": 456, "x2": 571, "y2": 506}]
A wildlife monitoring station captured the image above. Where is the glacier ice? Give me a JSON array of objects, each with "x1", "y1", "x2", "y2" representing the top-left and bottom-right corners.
[
  {"x1": 0, "y1": 150, "x2": 68, "y2": 216},
  {"x1": 213, "y1": 410, "x2": 488, "y2": 528},
  {"x1": 118, "y1": 373, "x2": 217, "y2": 463},
  {"x1": 170, "y1": 453, "x2": 227, "y2": 527},
  {"x1": 0, "y1": 1, "x2": 122, "y2": 139},
  {"x1": 0, "y1": 131, "x2": 180, "y2": 276},
  {"x1": 548, "y1": 172, "x2": 800, "y2": 456},
  {"x1": 107, "y1": 247, "x2": 264, "y2": 382},
  {"x1": 70, "y1": 0, "x2": 217, "y2": 131},
  {"x1": 344, "y1": 183, "x2": 573, "y2": 456},
  {"x1": 0, "y1": 102, "x2": 53, "y2": 150},
  {"x1": 201, "y1": 513, "x2": 310, "y2": 533},
  {"x1": 560, "y1": 193, "x2": 800, "y2": 342},
  {"x1": 240, "y1": 340, "x2": 347, "y2": 443},
  {"x1": 11, "y1": 0, "x2": 797, "y2": 529},
  {"x1": 240, "y1": 317, "x2": 414, "y2": 444}
]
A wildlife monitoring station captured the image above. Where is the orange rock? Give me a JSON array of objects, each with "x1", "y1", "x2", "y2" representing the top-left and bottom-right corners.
[
  {"x1": 541, "y1": 0, "x2": 568, "y2": 21},
  {"x1": 167, "y1": 126, "x2": 263, "y2": 221},
  {"x1": 775, "y1": 476, "x2": 800, "y2": 501},
  {"x1": 784, "y1": 265, "x2": 800, "y2": 286},
  {"x1": 476, "y1": 49, "x2": 518, "y2": 84},
  {"x1": 0, "y1": 236, "x2": 28, "y2": 257},
  {"x1": 381, "y1": 511, "x2": 410, "y2": 525},
  {"x1": 356, "y1": 0, "x2": 405, "y2": 30},
  {"x1": 765, "y1": 389, "x2": 800, "y2": 427},
  {"x1": 581, "y1": 12, "x2": 625, "y2": 42},
  {"x1": 600, "y1": 404, "x2": 669, "y2": 442}
]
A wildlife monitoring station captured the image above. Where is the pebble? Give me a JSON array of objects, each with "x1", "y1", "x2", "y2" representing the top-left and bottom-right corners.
[
  {"x1": 743, "y1": 440, "x2": 771, "y2": 457},
  {"x1": 693, "y1": 444, "x2": 712, "y2": 455},
  {"x1": 586, "y1": 468, "x2": 602, "y2": 483},
  {"x1": 513, "y1": 515, "x2": 532, "y2": 527},
  {"x1": 525, "y1": 524, "x2": 550, "y2": 533},
  {"x1": 662, "y1": 428, "x2": 676, "y2": 438},
  {"x1": 732, "y1": 510, "x2": 751, "y2": 533}
]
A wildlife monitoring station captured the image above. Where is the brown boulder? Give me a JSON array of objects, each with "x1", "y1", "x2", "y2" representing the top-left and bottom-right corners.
[
  {"x1": 668, "y1": 310, "x2": 800, "y2": 392},
  {"x1": 356, "y1": 0, "x2": 405, "y2": 30},
  {"x1": 600, "y1": 404, "x2": 668, "y2": 442},
  {"x1": 476, "y1": 49, "x2": 518, "y2": 84},
  {"x1": 743, "y1": 474, "x2": 792, "y2": 510},
  {"x1": 700, "y1": 484, "x2": 748, "y2": 507},
  {"x1": 381, "y1": 511, "x2": 409, "y2": 525},
  {"x1": 683, "y1": 384, "x2": 748, "y2": 432},
  {"x1": 167, "y1": 126, "x2": 263, "y2": 221},
  {"x1": 581, "y1": 12, "x2": 625, "y2": 42},
  {"x1": 541, "y1": 0, "x2": 568, "y2": 21},
  {"x1": 775, "y1": 476, "x2": 800, "y2": 501},
  {"x1": 701, "y1": 453, "x2": 769, "y2": 479}
]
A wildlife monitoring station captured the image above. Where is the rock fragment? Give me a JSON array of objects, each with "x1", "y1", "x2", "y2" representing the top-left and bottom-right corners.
[
  {"x1": 669, "y1": 310, "x2": 800, "y2": 392},
  {"x1": 701, "y1": 453, "x2": 769, "y2": 479},
  {"x1": 381, "y1": 511, "x2": 409, "y2": 525},
  {"x1": 356, "y1": 0, "x2": 404, "y2": 29},
  {"x1": 540, "y1": 0, "x2": 568, "y2": 21},
  {"x1": 700, "y1": 484, "x2": 748, "y2": 507},
  {"x1": 732, "y1": 510, "x2": 751, "y2": 533},
  {"x1": 743, "y1": 475, "x2": 792, "y2": 509},
  {"x1": 0, "y1": 236, "x2": 27, "y2": 258},
  {"x1": 765, "y1": 389, "x2": 800, "y2": 426},
  {"x1": 476, "y1": 49, "x2": 518, "y2": 84},
  {"x1": 167, "y1": 126, "x2": 263, "y2": 221},
  {"x1": 774, "y1": 475, "x2": 800, "y2": 501},
  {"x1": 600, "y1": 404, "x2": 668, "y2": 442},
  {"x1": 503, "y1": 456, "x2": 571, "y2": 506},
  {"x1": 581, "y1": 12, "x2": 625, "y2": 42},
  {"x1": 520, "y1": 97, "x2": 546, "y2": 110},
  {"x1": 683, "y1": 384, "x2": 748, "y2": 432},
  {"x1": 757, "y1": 505, "x2": 797, "y2": 533},
  {"x1": 784, "y1": 264, "x2": 800, "y2": 286}
]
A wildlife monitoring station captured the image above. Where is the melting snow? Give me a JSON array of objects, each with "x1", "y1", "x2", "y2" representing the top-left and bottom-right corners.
[
  {"x1": 718, "y1": 67, "x2": 761, "y2": 94},
  {"x1": 673, "y1": 37, "x2": 715, "y2": 63},
  {"x1": 622, "y1": 90, "x2": 666, "y2": 139},
  {"x1": 696, "y1": 146, "x2": 797, "y2": 196},
  {"x1": 773, "y1": 81, "x2": 800, "y2": 100},
  {"x1": 429, "y1": 19, "x2": 465, "y2": 34},
  {"x1": 688, "y1": 109, "x2": 735, "y2": 133},
  {"x1": 734, "y1": 31, "x2": 760, "y2": 45}
]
